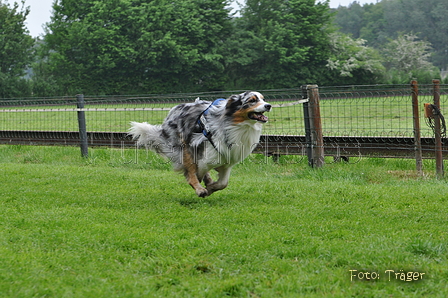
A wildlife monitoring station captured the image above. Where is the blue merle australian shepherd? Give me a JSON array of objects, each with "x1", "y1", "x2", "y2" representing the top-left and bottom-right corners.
[{"x1": 129, "y1": 91, "x2": 271, "y2": 197}]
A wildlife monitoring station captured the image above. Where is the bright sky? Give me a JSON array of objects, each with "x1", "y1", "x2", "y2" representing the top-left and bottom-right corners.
[
  {"x1": 329, "y1": 0, "x2": 377, "y2": 8},
  {"x1": 5, "y1": 0, "x2": 377, "y2": 38}
]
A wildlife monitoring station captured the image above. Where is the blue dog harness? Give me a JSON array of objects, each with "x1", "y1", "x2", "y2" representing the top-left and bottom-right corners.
[{"x1": 197, "y1": 98, "x2": 226, "y2": 149}]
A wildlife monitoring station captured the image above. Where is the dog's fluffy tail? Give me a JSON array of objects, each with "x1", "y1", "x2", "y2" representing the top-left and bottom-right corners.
[{"x1": 128, "y1": 122, "x2": 163, "y2": 149}]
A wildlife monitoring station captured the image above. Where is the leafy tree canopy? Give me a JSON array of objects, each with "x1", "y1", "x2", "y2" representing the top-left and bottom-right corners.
[
  {"x1": 224, "y1": 0, "x2": 333, "y2": 89},
  {"x1": 31, "y1": 0, "x2": 446, "y2": 96},
  {"x1": 326, "y1": 33, "x2": 385, "y2": 85},
  {"x1": 0, "y1": 0, "x2": 34, "y2": 97},
  {"x1": 334, "y1": 0, "x2": 448, "y2": 70},
  {"x1": 37, "y1": 0, "x2": 338, "y2": 94},
  {"x1": 382, "y1": 33, "x2": 440, "y2": 84},
  {"x1": 42, "y1": 0, "x2": 232, "y2": 95}
]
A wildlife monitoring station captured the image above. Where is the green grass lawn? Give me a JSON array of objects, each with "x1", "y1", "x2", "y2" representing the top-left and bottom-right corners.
[{"x1": 1, "y1": 145, "x2": 448, "y2": 297}]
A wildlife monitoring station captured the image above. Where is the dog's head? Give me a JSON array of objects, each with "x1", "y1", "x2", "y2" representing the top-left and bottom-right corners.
[{"x1": 225, "y1": 91, "x2": 272, "y2": 124}]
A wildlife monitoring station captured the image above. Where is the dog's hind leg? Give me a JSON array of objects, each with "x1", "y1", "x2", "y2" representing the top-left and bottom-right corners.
[
  {"x1": 206, "y1": 166, "x2": 231, "y2": 196},
  {"x1": 183, "y1": 149, "x2": 208, "y2": 197}
]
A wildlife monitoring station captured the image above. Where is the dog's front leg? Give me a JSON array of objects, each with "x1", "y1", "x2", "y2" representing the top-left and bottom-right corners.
[
  {"x1": 206, "y1": 166, "x2": 231, "y2": 196},
  {"x1": 183, "y1": 149, "x2": 208, "y2": 197},
  {"x1": 203, "y1": 172, "x2": 214, "y2": 187}
]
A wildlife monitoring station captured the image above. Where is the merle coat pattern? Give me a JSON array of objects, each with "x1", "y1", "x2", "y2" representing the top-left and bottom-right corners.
[{"x1": 129, "y1": 91, "x2": 271, "y2": 197}]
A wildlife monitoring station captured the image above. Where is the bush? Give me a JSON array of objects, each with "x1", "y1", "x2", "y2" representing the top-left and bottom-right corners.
[
  {"x1": 0, "y1": 73, "x2": 32, "y2": 98},
  {"x1": 383, "y1": 67, "x2": 441, "y2": 84}
]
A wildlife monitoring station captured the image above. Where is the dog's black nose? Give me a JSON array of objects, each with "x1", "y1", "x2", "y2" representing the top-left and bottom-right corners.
[{"x1": 265, "y1": 104, "x2": 272, "y2": 111}]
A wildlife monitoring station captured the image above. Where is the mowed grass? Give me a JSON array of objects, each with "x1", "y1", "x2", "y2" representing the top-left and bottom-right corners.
[{"x1": 1, "y1": 145, "x2": 448, "y2": 297}]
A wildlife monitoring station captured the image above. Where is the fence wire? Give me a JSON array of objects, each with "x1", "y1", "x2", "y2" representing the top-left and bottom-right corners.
[
  {"x1": 0, "y1": 90, "x2": 308, "y2": 135},
  {"x1": 1, "y1": 85, "x2": 447, "y2": 158},
  {"x1": 318, "y1": 84, "x2": 448, "y2": 138}
]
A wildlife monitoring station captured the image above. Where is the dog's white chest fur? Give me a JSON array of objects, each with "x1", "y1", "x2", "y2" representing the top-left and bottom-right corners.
[
  {"x1": 226, "y1": 121, "x2": 263, "y2": 164},
  {"x1": 202, "y1": 121, "x2": 262, "y2": 168}
]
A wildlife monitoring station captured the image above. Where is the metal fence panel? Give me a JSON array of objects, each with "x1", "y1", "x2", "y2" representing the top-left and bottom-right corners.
[{"x1": 1, "y1": 85, "x2": 447, "y2": 159}]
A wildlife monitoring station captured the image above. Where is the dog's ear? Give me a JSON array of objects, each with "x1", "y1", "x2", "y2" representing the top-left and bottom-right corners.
[
  {"x1": 241, "y1": 91, "x2": 264, "y2": 103},
  {"x1": 228, "y1": 94, "x2": 242, "y2": 103},
  {"x1": 225, "y1": 94, "x2": 243, "y2": 116},
  {"x1": 226, "y1": 94, "x2": 243, "y2": 107}
]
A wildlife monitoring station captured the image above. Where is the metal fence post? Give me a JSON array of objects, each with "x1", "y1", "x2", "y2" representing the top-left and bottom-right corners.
[
  {"x1": 302, "y1": 85, "x2": 313, "y2": 166},
  {"x1": 306, "y1": 85, "x2": 325, "y2": 168},
  {"x1": 433, "y1": 79, "x2": 444, "y2": 178},
  {"x1": 411, "y1": 80, "x2": 423, "y2": 176},
  {"x1": 77, "y1": 94, "x2": 89, "y2": 158}
]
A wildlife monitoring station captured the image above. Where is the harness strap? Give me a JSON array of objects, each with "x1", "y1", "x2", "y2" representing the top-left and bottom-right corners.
[{"x1": 197, "y1": 98, "x2": 226, "y2": 150}]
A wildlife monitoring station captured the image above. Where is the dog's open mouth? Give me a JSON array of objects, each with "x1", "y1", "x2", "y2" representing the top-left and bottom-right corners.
[{"x1": 248, "y1": 112, "x2": 268, "y2": 123}]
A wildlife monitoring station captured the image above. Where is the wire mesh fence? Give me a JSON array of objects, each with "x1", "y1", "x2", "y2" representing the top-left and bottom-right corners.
[
  {"x1": 1, "y1": 84, "x2": 447, "y2": 159},
  {"x1": 0, "y1": 90, "x2": 308, "y2": 135},
  {"x1": 318, "y1": 84, "x2": 448, "y2": 138}
]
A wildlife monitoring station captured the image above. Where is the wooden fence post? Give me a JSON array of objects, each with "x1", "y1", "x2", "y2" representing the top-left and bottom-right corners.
[
  {"x1": 411, "y1": 80, "x2": 423, "y2": 176},
  {"x1": 433, "y1": 79, "x2": 444, "y2": 178},
  {"x1": 302, "y1": 85, "x2": 313, "y2": 166},
  {"x1": 306, "y1": 85, "x2": 324, "y2": 168},
  {"x1": 77, "y1": 94, "x2": 89, "y2": 158}
]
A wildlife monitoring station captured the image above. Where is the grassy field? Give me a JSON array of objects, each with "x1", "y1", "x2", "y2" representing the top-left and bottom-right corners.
[
  {"x1": 1, "y1": 95, "x2": 445, "y2": 137},
  {"x1": 1, "y1": 145, "x2": 447, "y2": 297}
]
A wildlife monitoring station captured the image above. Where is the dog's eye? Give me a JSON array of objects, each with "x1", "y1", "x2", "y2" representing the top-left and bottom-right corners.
[{"x1": 248, "y1": 97, "x2": 257, "y2": 103}]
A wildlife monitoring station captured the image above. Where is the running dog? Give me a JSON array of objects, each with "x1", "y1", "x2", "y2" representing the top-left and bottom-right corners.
[{"x1": 129, "y1": 91, "x2": 271, "y2": 197}]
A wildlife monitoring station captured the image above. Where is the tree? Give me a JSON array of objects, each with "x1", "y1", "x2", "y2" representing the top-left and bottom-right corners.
[
  {"x1": 334, "y1": 0, "x2": 448, "y2": 70},
  {"x1": 326, "y1": 33, "x2": 385, "y2": 85},
  {"x1": 0, "y1": 0, "x2": 34, "y2": 98},
  {"x1": 382, "y1": 33, "x2": 439, "y2": 83},
  {"x1": 358, "y1": 2, "x2": 387, "y2": 48},
  {"x1": 30, "y1": 39, "x2": 62, "y2": 97},
  {"x1": 224, "y1": 0, "x2": 333, "y2": 89},
  {"x1": 382, "y1": 0, "x2": 448, "y2": 70},
  {"x1": 333, "y1": 1, "x2": 364, "y2": 39},
  {"x1": 40, "y1": 0, "x2": 232, "y2": 95}
]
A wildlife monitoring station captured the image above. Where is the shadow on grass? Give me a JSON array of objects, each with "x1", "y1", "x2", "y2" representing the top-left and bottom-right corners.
[{"x1": 175, "y1": 196, "x2": 228, "y2": 209}]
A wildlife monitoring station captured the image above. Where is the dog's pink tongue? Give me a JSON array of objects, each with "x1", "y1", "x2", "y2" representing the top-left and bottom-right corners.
[{"x1": 255, "y1": 114, "x2": 268, "y2": 122}]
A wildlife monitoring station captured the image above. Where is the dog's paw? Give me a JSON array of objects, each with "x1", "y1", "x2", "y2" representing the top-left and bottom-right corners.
[{"x1": 196, "y1": 188, "x2": 209, "y2": 198}]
